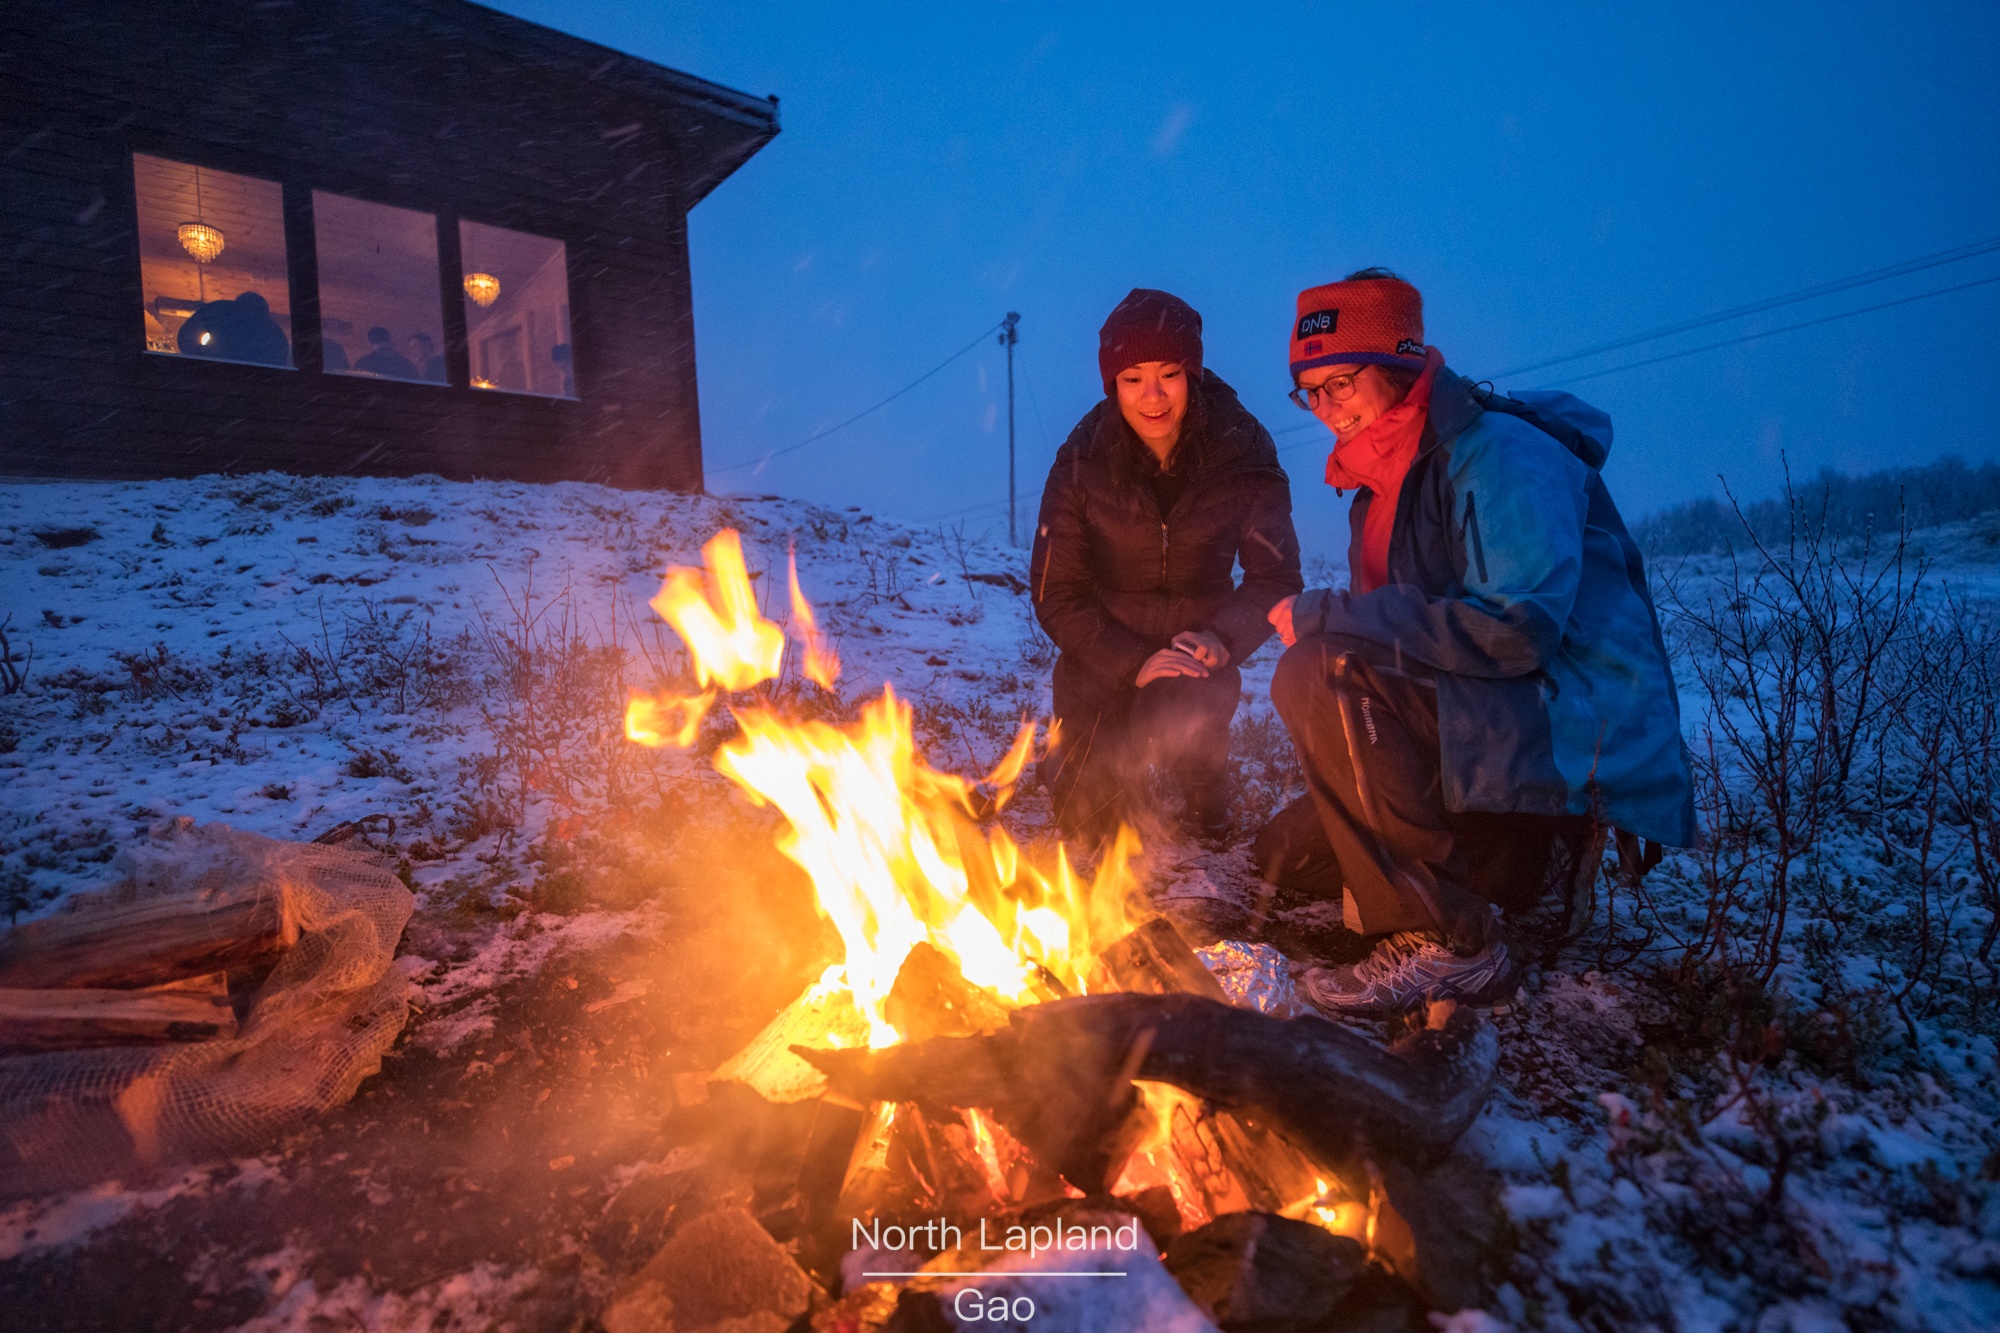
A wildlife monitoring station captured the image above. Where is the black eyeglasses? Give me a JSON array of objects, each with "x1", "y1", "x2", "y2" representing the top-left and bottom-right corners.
[{"x1": 1289, "y1": 368, "x2": 1365, "y2": 412}]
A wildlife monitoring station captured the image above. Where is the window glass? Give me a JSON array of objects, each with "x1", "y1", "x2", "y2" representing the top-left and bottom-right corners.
[
  {"x1": 133, "y1": 154, "x2": 292, "y2": 367},
  {"x1": 313, "y1": 190, "x2": 445, "y2": 383},
  {"x1": 461, "y1": 221, "x2": 575, "y2": 398}
]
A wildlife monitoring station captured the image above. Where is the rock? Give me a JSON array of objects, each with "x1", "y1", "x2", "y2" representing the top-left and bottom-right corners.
[
  {"x1": 601, "y1": 1206, "x2": 816, "y2": 1333},
  {"x1": 1375, "y1": 1150, "x2": 1507, "y2": 1314},
  {"x1": 1164, "y1": 1212, "x2": 1366, "y2": 1332},
  {"x1": 591, "y1": 1152, "x2": 755, "y2": 1274}
]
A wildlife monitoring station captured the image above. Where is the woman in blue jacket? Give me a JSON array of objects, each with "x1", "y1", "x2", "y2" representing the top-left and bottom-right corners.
[{"x1": 1267, "y1": 270, "x2": 1694, "y2": 1016}]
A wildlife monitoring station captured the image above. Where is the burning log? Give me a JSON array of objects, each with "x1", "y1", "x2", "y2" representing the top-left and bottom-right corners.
[
  {"x1": 795, "y1": 992, "x2": 1498, "y2": 1171},
  {"x1": 0, "y1": 884, "x2": 295, "y2": 990},
  {"x1": 883, "y1": 941, "x2": 1012, "y2": 1042},
  {"x1": 709, "y1": 975, "x2": 872, "y2": 1106}
]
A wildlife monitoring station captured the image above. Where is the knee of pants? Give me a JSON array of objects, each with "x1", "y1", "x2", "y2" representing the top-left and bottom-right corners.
[{"x1": 1270, "y1": 641, "x2": 1323, "y2": 723}]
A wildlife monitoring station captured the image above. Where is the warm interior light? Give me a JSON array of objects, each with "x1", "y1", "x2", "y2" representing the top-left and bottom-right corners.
[
  {"x1": 463, "y1": 272, "x2": 501, "y2": 306},
  {"x1": 178, "y1": 221, "x2": 225, "y2": 264}
]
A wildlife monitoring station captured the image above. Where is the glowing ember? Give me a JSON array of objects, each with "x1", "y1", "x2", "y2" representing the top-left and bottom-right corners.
[{"x1": 626, "y1": 528, "x2": 1143, "y2": 1046}]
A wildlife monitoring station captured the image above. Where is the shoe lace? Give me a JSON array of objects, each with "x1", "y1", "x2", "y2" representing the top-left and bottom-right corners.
[{"x1": 1347, "y1": 931, "x2": 1441, "y2": 985}]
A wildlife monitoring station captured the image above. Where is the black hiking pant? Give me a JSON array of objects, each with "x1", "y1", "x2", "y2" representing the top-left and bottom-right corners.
[
  {"x1": 1040, "y1": 653, "x2": 1241, "y2": 843},
  {"x1": 1267, "y1": 635, "x2": 1588, "y2": 953}
]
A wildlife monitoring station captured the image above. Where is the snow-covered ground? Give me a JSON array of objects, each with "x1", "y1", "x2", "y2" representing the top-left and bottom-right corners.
[{"x1": 0, "y1": 472, "x2": 1996, "y2": 1332}]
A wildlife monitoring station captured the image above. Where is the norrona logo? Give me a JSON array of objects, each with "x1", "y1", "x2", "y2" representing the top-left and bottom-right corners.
[{"x1": 1296, "y1": 308, "x2": 1338, "y2": 339}]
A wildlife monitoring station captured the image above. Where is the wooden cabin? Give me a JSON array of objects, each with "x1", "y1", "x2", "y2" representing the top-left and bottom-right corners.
[{"x1": 1, "y1": 0, "x2": 779, "y2": 490}]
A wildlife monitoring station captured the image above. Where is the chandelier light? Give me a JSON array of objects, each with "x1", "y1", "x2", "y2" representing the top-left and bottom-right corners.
[
  {"x1": 177, "y1": 167, "x2": 224, "y2": 263},
  {"x1": 177, "y1": 221, "x2": 225, "y2": 263},
  {"x1": 464, "y1": 272, "x2": 501, "y2": 307}
]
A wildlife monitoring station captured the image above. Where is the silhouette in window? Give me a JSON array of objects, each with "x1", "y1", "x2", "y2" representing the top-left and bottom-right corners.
[
  {"x1": 407, "y1": 333, "x2": 447, "y2": 384},
  {"x1": 352, "y1": 325, "x2": 420, "y2": 380},
  {"x1": 177, "y1": 291, "x2": 290, "y2": 366},
  {"x1": 551, "y1": 343, "x2": 575, "y2": 397}
]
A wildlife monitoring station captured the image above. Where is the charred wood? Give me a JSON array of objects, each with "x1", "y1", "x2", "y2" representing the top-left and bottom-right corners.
[{"x1": 796, "y1": 992, "x2": 1498, "y2": 1169}]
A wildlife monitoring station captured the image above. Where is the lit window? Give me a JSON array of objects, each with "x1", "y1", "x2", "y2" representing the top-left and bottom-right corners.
[
  {"x1": 313, "y1": 190, "x2": 446, "y2": 383},
  {"x1": 460, "y1": 220, "x2": 576, "y2": 398},
  {"x1": 133, "y1": 154, "x2": 292, "y2": 367}
]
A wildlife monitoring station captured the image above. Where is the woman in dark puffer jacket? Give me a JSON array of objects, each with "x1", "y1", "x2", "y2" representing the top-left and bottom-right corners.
[{"x1": 1029, "y1": 288, "x2": 1303, "y2": 846}]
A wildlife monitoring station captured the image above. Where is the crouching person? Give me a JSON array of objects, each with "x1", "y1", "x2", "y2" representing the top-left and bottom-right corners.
[
  {"x1": 1031, "y1": 288, "x2": 1303, "y2": 848},
  {"x1": 1266, "y1": 270, "x2": 1694, "y2": 1015}
]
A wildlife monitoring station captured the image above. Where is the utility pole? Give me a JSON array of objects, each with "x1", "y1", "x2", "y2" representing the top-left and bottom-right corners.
[{"x1": 1001, "y1": 311, "x2": 1020, "y2": 546}]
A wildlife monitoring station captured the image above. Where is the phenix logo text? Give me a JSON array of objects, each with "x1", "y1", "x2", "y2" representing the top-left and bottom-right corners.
[{"x1": 853, "y1": 1215, "x2": 1144, "y2": 1259}]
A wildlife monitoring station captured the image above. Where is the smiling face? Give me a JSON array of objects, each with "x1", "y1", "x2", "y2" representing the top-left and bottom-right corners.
[
  {"x1": 1115, "y1": 361, "x2": 1189, "y2": 461},
  {"x1": 1298, "y1": 362, "x2": 1405, "y2": 444}
]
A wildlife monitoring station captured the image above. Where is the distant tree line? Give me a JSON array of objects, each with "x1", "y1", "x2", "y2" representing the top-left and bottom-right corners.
[{"x1": 1634, "y1": 455, "x2": 2000, "y2": 555}]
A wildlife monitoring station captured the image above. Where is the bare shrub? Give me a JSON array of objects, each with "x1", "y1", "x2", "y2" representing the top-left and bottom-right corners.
[
  {"x1": 0, "y1": 615, "x2": 31, "y2": 695},
  {"x1": 1647, "y1": 477, "x2": 1999, "y2": 1068},
  {"x1": 471, "y1": 562, "x2": 646, "y2": 819},
  {"x1": 278, "y1": 598, "x2": 473, "y2": 717}
]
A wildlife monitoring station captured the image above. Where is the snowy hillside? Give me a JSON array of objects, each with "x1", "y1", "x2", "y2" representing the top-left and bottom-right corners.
[{"x1": 0, "y1": 472, "x2": 1996, "y2": 1332}]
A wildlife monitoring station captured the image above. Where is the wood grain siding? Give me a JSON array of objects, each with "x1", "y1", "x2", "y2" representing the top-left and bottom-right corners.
[{"x1": 0, "y1": 0, "x2": 778, "y2": 492}]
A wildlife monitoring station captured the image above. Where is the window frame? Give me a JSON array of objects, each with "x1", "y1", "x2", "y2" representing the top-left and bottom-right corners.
[{"x1": 122, "y1": 143, "x2": 581, "y2": 403}]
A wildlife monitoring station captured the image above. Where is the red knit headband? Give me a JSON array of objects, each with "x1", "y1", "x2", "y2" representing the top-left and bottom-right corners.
[{"x1": 1289, "y1": 277, "x2": 1425, "y2": 379}]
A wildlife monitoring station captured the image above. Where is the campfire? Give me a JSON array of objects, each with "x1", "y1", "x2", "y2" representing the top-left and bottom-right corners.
[{"x1": 623, "y1": 530, "x2": 1497, "y2": 1315}]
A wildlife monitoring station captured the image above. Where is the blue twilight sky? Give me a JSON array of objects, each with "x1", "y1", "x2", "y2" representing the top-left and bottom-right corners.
[{"x1": 487, "y1": 0, "x2": 1999, "y2": 557}]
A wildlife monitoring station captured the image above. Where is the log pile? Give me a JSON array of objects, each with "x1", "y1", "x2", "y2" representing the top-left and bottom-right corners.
[{"x1": 0, "y1": 881, "x2": 295, "y2": 1055}]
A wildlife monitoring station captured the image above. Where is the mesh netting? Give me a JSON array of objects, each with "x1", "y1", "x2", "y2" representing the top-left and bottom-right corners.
[{"x1": 0, "y1": 818, "x2": 414, "y2": 1198}]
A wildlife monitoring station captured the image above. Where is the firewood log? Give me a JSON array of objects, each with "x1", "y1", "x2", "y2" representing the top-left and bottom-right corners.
[
  {"x1": 795, "y1": 992, "x2": 1497, "y2": 1169},
  {"x1": 1092, "y1": 917, "x2": 1230, "y2": 1002},
  {"x1": 0, "y1": 985, "x2": 238, "y2": 1050},
  {"x1": 0, "y1": 886, "x2": 295, "y2": 990}
]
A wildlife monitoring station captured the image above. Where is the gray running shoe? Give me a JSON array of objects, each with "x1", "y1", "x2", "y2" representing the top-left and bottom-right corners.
[{"x1": 1300, "y1": 930, "x2": 1517, "y2": 1017}]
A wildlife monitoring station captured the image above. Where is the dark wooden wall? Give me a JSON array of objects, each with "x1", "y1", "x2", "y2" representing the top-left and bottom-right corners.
[{"x1": 0, "y1": 0, "x2": 777, "y2": 491}]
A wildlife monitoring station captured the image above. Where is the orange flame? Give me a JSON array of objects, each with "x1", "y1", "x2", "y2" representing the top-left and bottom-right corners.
[
  {"x1": 627, "y1": 529, "x2": 1145, "y2": 1046},
  {"x1": 789, "y1": 541, "x2": 840, "y2": 690},
  {"x1": 649, "y1": 530, "x2": 785, "y2": 692}
]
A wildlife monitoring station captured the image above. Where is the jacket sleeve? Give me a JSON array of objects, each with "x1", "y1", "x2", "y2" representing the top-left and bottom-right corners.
[
  {"x1": 1199, "y1": 467, "x2": 1304, "y2": 666},
  {"x1": 1030, "y1": 436, "x2": 1159, "y2": 688},
  {"x1": 1314, "y1": 419, "x2": 1590, "y2": 678}
]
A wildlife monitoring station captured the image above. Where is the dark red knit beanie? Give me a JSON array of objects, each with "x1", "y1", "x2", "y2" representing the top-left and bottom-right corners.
[{"x1": 1098, "y1": 288, "x2": 1203, "y2": 395}]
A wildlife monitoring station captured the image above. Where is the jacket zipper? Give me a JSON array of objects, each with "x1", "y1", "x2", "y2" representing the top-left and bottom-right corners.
[{"x1": 1160, "y1": 521, "x2": 1169, "y2": 587}]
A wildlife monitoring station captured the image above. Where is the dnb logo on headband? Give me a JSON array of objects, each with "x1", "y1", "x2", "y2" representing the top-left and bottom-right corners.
[{"x1": 1296, "y1": 308, "x2": 1338, "y2": 341}]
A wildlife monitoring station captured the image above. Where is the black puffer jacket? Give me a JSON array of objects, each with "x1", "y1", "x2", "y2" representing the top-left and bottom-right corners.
[{"x1": 1030, "y1": 370, "x2": 1303, "y2": 690}]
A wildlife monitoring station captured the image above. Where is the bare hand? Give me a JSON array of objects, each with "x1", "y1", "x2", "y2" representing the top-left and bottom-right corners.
[
  {"x1": 1171, "y1": 630, "x2": 1229, "y2": 669},
  {"x1": 1137, "y1": 648, "x2": 1210, "y2": 687},
  {"x1": 1268, "y1": 595, "x2": 1299, "y2": 648}
]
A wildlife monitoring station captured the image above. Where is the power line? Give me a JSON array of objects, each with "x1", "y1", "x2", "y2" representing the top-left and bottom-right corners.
[
  {"x1": 1496, "y1": 233, "x2": 2000, "y2": 378},
  {"x1": 917, "y1": 496, "x2": 1011, "y2": 524},
  {"x1": 705, "y1": 319, "x2": 1006, "y2": 476},
  {"x1": 1532, "y1": 273, "x2": 2000, "y2": 390}
]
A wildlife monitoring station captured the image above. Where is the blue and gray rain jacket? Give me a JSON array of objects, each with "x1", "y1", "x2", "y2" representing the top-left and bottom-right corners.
[{"x1": 1289, "y1": 365, "x2": 1696, "y2": 846}]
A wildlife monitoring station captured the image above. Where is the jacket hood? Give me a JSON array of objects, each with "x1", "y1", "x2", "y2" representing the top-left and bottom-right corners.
[
  {"x1": 1508, "y1": 389, "x2": 1613, "y2": 469},
  {"x1": 1429, "y1": 366, "x2": 1615, "y2": 471}
]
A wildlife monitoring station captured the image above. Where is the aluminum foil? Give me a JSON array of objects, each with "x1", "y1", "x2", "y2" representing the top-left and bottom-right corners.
[{"x1": 1195, "y1": 939, "x2": 1305, "y2": 1019}]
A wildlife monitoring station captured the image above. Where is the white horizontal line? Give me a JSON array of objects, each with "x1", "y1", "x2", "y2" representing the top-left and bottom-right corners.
[{"x1": 861, "y1": 1271, "x2": 1127, "y2": 1278}]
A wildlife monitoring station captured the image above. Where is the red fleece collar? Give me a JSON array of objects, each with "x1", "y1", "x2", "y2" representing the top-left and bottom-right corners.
[{"x1": 1324, "y1": 345, "x2": 1444, "y2": 594}]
